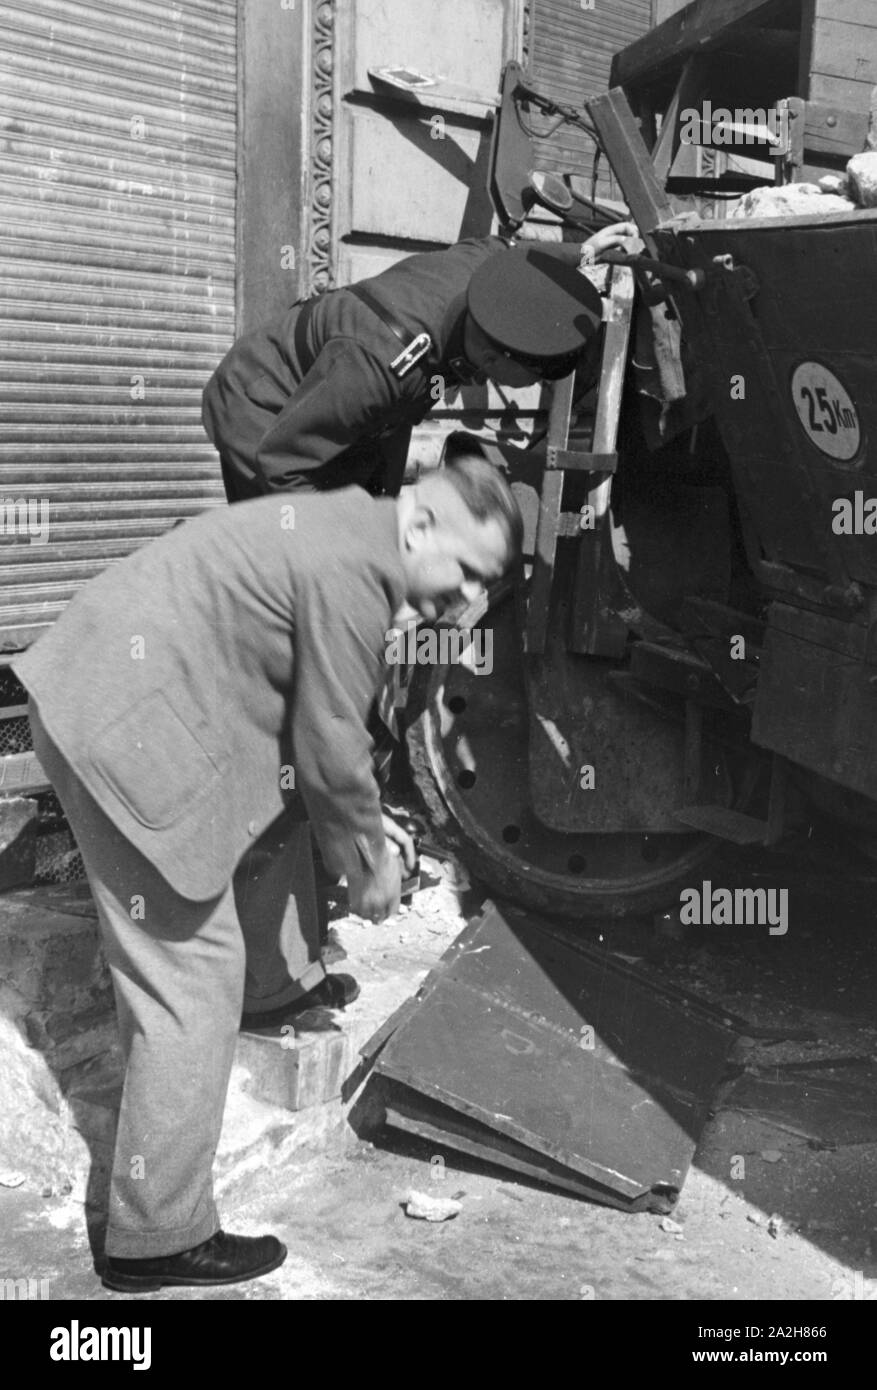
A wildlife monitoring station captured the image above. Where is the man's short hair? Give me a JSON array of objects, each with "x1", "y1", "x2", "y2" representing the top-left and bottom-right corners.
[{"x1": 437, "y1": 442, "x2": 524, "y2": 566}]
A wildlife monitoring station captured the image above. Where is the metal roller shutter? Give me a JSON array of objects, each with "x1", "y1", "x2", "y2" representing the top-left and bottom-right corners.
[
  {"x1": 529, "y1": 0, "x2": 652, "y2": 188},
  {"x1": 0, "y1": 0, "x2": 237, "y2": 651}
]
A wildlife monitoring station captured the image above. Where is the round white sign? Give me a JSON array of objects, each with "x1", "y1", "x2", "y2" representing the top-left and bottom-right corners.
[{"x1": 790, "y1": 361, "x2": 861, "y2": 462}]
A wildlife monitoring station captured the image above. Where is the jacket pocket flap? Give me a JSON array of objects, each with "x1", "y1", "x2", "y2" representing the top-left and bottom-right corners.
[{"x1": 89, "y1": 688, "x2": 225, "y2": 831}]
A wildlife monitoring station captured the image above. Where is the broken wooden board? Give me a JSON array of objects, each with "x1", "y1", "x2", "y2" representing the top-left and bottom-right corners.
[{"x1": 371, "y1": 900, "x2": 738, "y2": 1210}]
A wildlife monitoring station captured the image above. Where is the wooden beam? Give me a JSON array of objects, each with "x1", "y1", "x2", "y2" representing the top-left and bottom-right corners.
[
  {"x1": 652, "y1": 56, "x2": 706, "y2": 186},
  {"x1": 586, "y1": 90, "x2": 676, "y2": 243},
  {"x1": 569, "y1": 268, "x2": 635, "y2": 659},
  {"x1": 611, "y1": 0, "x2": 782, "y2": 90},
  {"x1": 525, "y1": 374, "x2": 576, "y2": 656}
]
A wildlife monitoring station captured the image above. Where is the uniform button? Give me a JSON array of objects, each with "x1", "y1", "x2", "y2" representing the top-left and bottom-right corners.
[{"x1": 248, "y1": 820, "x2": 258, "y2": 836}]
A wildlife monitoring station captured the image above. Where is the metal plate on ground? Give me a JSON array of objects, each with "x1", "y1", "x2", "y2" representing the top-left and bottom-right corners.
[{"x1": 374, "y1": 901, "x2": 738, "y2": 1209}]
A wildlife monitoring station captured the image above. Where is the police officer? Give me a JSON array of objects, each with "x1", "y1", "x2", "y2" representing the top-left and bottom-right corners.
[{"x1": 201, "y1": 228, "x2": 633, "y2": 503}]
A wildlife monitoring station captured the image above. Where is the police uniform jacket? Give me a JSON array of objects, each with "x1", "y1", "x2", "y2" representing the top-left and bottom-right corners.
[
  {"x1": 14, "y1": 491, "x2": 405, "y2": 901},
  {"x1": 202, "y1": 236, "x2": 508, "y2": 500}
]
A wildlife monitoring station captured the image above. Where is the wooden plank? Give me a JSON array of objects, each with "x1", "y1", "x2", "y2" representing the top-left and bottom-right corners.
[
  {"x1": 810, "y1": 17, "x2": 877, "y2": 87},
  {"x1": 611, "y1": 0, "x2": 778, "y2": 89},
  {"x1": 0, "y1": 750, "x2": 49, "y2": 793},
  {"x1": 814, "y1": 0, "x2": 877, "y2": 29},
  {"x1": 804, "y1": 101, "x2": 870, "y2": 156},
  {"x1": 809, "y1": 71, "x2": 877, "y2": 111}
]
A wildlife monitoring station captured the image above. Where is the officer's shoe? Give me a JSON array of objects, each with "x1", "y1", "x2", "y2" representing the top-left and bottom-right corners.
[{"x1": 102, "y1": 1230, "x2": 287, "y2": 1293}]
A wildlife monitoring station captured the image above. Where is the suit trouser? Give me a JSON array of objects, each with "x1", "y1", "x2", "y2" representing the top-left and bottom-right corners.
[{"x1": 30, "y1": 702, "x2": 326, "y2": 1259}]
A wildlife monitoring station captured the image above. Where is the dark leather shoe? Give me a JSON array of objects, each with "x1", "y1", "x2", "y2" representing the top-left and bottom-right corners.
[
  {"x1": 102, "y1": 1229, "x2": 286, "y2": 1292},
  {"x1": 241, "y1": 973, "x2": 360, "y2": 1032}
]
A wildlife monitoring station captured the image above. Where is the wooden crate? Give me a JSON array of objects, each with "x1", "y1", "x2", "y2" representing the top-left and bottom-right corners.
[{"x1": 612, "y1": 0, "x2": 877, "y2": 190}]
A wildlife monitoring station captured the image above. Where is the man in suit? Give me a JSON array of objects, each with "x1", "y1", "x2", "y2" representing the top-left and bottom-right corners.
[
  {"x1": 202, "y1": 234, "x2": 619, "y2": 502},
  {"x1": 204, "y1": 236, "x2": 612, "y2": 967},
  {"x1": 15, "y1": 451, "x2": 523, "y2": 1293}
]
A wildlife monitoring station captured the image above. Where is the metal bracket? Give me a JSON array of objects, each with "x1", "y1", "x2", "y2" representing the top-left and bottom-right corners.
[{"x1": 712, "y1": 254, "x2": 759, "y2": 300}]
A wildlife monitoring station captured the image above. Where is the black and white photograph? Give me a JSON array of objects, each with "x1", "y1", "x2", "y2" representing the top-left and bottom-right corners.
[{"x1": 0, "y1": 0, "x2": 875, "y2": 1341}]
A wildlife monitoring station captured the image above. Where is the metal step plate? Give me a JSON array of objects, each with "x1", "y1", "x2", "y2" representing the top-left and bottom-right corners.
[{"x1": 674, "y1": 804, "x2": 768, "y2": 844}]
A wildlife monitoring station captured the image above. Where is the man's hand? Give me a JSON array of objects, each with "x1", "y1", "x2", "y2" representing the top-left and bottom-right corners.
[
  {"x1": 381, "y1": 810, "x2": 417, "y2": 873},
  {"x1": 348, "y1": 845, "x2": 402, "y2": 923}
]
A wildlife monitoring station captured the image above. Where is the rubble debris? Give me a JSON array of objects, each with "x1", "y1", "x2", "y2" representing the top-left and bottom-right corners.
[
  {"x1": 660, "y1": 1216, "x2": 684, "y2": 1235},
  {"x1": 767, "y1": 1215, "x2": 784, "y2": 1240},
  {"x1": 404, "y1": 1190, "x2": 462, "y2": 1222},
  {"x1": 818, "y1": 175, "x2": 848, "y2": 196},
  {"x1": 730, "y1": 183, "x2": 854, "y2": 219},
  {"x1": 846, "y1": 152, "x2": 877, "y2": 209},
  {"x1": 0, "y1": 1169, "x2": 26, "y2": 1189},
  {"x1": 760, "y1": 1150, "x2": 783, "y2": 1164}
]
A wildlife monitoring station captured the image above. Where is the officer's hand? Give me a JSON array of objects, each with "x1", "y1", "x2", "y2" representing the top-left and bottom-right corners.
[
  {"x1": 348, "y1": 846, "x2": 402, "y2": 923},
  {"x1": 381, "y1": 810, "x2": 417, "y2": 873},
  {"x1": 582, "y1": 221, "x2": 642, "y2": 263}
]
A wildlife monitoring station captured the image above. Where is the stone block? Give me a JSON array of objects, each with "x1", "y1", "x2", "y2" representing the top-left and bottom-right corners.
[
  {"x1": 23, "y1": 997, "x2": 118, "y2": 1073},
  {"x1": 0, "y1": 896, "x2": 109, "y2": 1012},
  {"x1": 236, "y1": 1017, "x2": 351, "y2": 1112}
]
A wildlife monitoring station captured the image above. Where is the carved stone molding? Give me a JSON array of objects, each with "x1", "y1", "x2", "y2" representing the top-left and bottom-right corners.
[{"x1": 308, "y1": 0, "x2": 335, "y2": 294}]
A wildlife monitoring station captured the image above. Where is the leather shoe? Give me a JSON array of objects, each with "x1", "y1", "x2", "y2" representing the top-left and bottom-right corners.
[
  {"x1": 102, "y1": 1229, "x2": 287, "y2": 1292},
  {"x1": 241, "y1": 973, "x2": 360, "y2": 1032}
]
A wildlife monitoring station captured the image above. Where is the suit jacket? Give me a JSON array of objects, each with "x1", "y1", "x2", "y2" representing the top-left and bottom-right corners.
[
  {"x1": 202, "y1": 236, "x2": 507, "y2": 500},
  {"x1": 14, "y1": 492, "x2": 405, "y2": 901}
]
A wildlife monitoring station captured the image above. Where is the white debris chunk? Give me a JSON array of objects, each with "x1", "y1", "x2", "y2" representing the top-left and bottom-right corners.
[
  {"x1": 730, "y1": 183, "x2": 854, "y2": 219},
  {"x1": 660, "y1": 1216, "x2": 684, "y2": 1235},
  {"x1": 404, "y1": 1189, "x2": 463, "y2": 1222},
  {"x1": 846, "y1": 152, "x2": 877, "y2": 208},
  {"x1": 0, "y1": 1169, "x2": 27, "y2": 1189},
  {"x1": 818, "y1": 174, "x2": 848, "y2": 196}
]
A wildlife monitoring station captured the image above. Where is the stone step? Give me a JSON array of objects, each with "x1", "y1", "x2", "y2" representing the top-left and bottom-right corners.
[{"x1": 0, "y1": 884, "x2": 114, "y2": 1072}]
